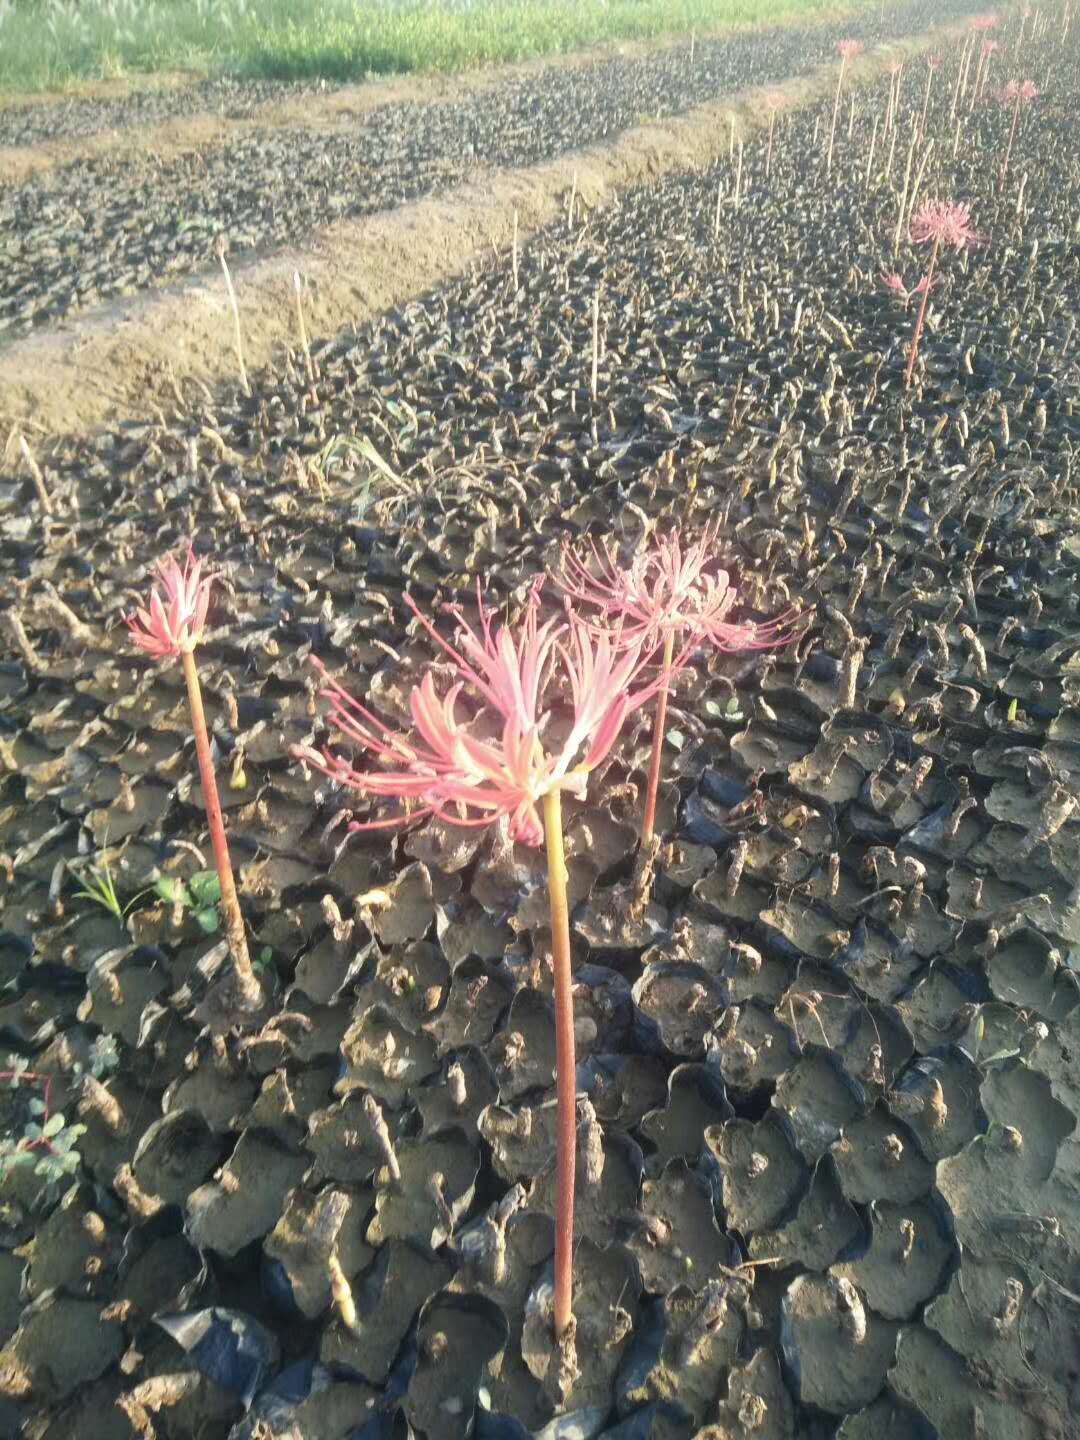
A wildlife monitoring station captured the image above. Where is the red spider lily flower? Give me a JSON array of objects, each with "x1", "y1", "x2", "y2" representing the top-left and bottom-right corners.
[
  {"x1": 910, "y1": 199, "x2": 984, "y2": 249},
  {"x1": 126, "y1": 541, "x2": 259, "y2": 1012},
  {"x1": 556, "y1": 525, "x2": 797, "y2": 844},
  {"x1": 407, "y1": 581, "x2": 560, "y2": 735},
  {"x1": 837, "y1": 38, "x2": 862, "y2": 60},
  {"x1": 554, "y1": 522, "x2": 794, "y2": 654},
  {"x1": 294, "y1": 593, "x2": 659, "y2": 847},
  {"x1": 126, "y1": 543, "x2": 212, "y2": 660},
  {"x1": 904, "y1": 200, "x2": 982, "y2": 388},
  {"x1": 980, "y1": 37, "x2": 1000, "y2": 56},
  {"x1": 927, "y1": 53, "x2": 943, "y2": 70},
  {"x1": 999, "y1": 79, "x2": 1038, "y2": 103},
  {"x1": 970, "y1": 12, "x2": 999, "y2": 29},
  {"x1": 881, "y1": 270, "x2": 910, "y2": 298}
]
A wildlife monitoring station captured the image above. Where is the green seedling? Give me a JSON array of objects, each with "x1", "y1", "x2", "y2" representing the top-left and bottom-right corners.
[
  {"x1": 0, "y1": 1057, "x2": 87, "y2": 1206},
  {"x1": 155, "y1": 870, "x2": 223, "y2": 934},
  {"x1": 72, "y1": 853, "x2": 154, "y2": 923}
]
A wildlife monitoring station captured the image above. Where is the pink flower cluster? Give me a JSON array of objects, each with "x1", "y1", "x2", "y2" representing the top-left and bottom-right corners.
[
  {"x1": 296, "y1": 586, "x2": 660, "y2": 847},
  {"x1": 295, "y1": 532, "x2": 793, "y2": 846},
  {"x1": 126, "y1": 545, "x2": 213, "y2": 660},
  {"x1": 880, "y1": 271, "x2": 935, "y2": 303},
  {"x1": 999, "y1": 79, "x2": 1039, "y2": 104},
  {"x1": 909, "y1": 199, "x2": 984, "y2": 249}
]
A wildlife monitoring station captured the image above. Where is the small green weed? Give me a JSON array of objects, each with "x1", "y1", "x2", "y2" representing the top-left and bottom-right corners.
[{"x1": 155, "y1": 870, "x2": 223, "y2": 933}]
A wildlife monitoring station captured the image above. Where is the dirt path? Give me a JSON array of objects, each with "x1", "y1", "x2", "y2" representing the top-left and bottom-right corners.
[{"x1": 0, "y1": 20, "x2": 967, "y2": 441}]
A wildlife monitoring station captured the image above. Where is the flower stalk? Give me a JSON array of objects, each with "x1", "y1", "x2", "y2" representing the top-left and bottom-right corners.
[
  {"x1": 216, "y1": 237, "x2": 250, "y2": 399},
  {"x1": 180, "y1": 649, "x2": 261, "y2": 1009},
  {"x1": 998, "y1": 81, "x2": 1037, "y2": 185},
  {"x1": 641, "y1": 630, "x2": 675, "y2": 846},
  {"x1": 543, "y1": 786, "x2": 576, "y2": 1339},
  {"x1": 127, "y1": 544, "x2": 261, "y2": 1012},
  {"x1": 294, "y1": 585, "x2": 668, "y2": 1340},
  {"x1": 827, "y1": 42, "x2": 861, "y2": 174},
  {"x1": 903, "y1": 200, "x2": 983, "y2": 390},
  {"x1": 905, "y1": 233, "x2": 941, "y2": 390}
]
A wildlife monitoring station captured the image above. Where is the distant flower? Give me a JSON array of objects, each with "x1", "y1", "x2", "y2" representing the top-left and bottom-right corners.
[
  {"x1": 910, "y1": 199, "x2": 984, "y2": 249},
  {"x1": 554, "y1": 523, "x2": 793, "y2": 654},
  {"x1": 126, "y1": 543, "x2": 212, "y2": 660},
  {"x1": 295, "y1": 590, "x2": 659, "y2": 846},
  {"x1": 999, "y1": 79, "x2": 1038, "y2": 103},
  {"x1": 927, "y1": 52, "x2": 943, "y2": 70},
  {"x1": 970, "y1": 12, "x2": 999, "y2": 29},
  {"x1": 881, "y1": 270, "x2": 937, "y2": 305},
  {"x1": 881, "y1": 270, "x2": 910, "y2": 300},
  {"x1": 904, "y1": 200, "x2": 981, "y2": 388},
  {"x1": 837, "y1": 38, "x2": 862, "y2": 60},
  {"x1": 980, "y1": 37, "x2": 1000, "y2": 55}
]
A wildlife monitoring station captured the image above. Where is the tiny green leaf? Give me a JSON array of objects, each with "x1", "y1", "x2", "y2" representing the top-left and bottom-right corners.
[
  {"x1": 195, "y1": 907, "x2": 221, "y2": 934},
  {"x1": 154, "y1": 876, "x2": 187, "y2": 905},
  {"x1": 188, "y1": 872, "x2": 221, "y2": 907}
]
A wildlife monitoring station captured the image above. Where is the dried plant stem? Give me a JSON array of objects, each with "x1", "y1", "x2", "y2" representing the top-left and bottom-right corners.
[
  {"x1": 293, "y1": 272, "x2": 317, "y2": 393},
  {"x1": 865, "y1": 115, "x2": 879, "y2": 188},
  {"x1": 826, "y1": 57, "x2": 847, "y2": 173},
  {"x1": 567, "y1": 170, "x2": 577, "y2": 230},
  {"x1": 904, "y1": 233, "x2": 941, "y2": 389},
  {"x1": 542, "y1": 787, "x2": 576, "y2": 1341},
  {"x1": 733, "y1": 142, "x2": 743, "y2": 211},
  {"x1": 907, "y1": 138, "x2": 935, "y2": 229},
  {"x1": 968, "y1": 50, "x2": 985, "y2": 111},
  {"x1": 713, "y1": 179, "x2": 723, "y2": 239},
  {"x1": 918, "y1": 65, "x2": 934, "y2": 140},
  {"x1": 728, "y1": 112, "x2": 735, "y2": 160},
  {"x1": 976, "y1": 47, "x2": 994, "y2": 102},
  {"x1": 892, "y1": 127, "x2": 918, "y2": 257},
  {"x1": 765, "y1": 109, "x2": 777, "y2": 180},
  {"x1": 217, "y1": 247, "x2": 250, "y2": 398},
  {"x1": 18, "y1": 437, "x2": 51, "y2": 515},
  {"x1": 512, "y1": 209, "x2": 519, "y2": 292},
  {"x1": 951, "y1": 38, "x2": 970, "y2": 116},
  {"x1": 1000, "y1": 93, "x2": 1022, "y2": 184},
  {"x1": 641, "y1": 630, "x2": 675, "y2": 846},
  {"x1": 590, "y1": 289, "x2": 599, "y2": 402},
  {"x1": 181, "y1": 649, "x2": 260, "y2": 1008}
]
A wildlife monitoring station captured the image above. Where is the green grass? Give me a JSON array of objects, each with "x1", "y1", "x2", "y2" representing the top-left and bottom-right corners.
[{"x1": 0, "y1": 0, "x2": 876, "y2": 95}]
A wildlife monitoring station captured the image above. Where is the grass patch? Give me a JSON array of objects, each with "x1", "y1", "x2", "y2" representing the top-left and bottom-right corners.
[{"x1": 0, "y1": 0, "x2": 877, "y2": 94}]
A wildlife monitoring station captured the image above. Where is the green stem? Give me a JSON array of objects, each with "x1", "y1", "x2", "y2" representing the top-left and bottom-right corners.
[
  {"x1": 542, "y1": 786, "x2": 575, "y2": 1340},
  {"x1": 181, "y1": 648, "x2": 260, "y2": 1008}
]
